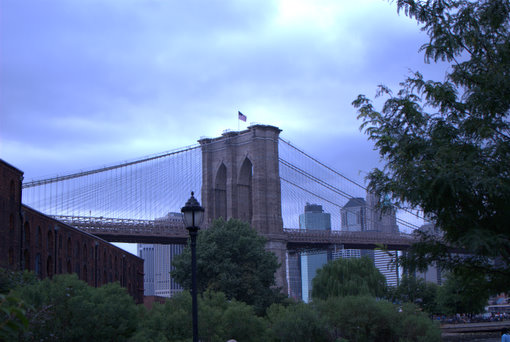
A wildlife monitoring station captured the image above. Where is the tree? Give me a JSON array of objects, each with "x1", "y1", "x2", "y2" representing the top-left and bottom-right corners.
[
  {"x1": 133, "y1": 291, "x2": 268, "y2": 342},
  {"x1": 311, "y1": 256, "x2": 387, "y2": 301},
  {"x1": 435, "y1": 272, "x2": 489, "y2": 315},
  {"x1": 316, "y1": 296, "x2": 440, "y2": 342},
  {"x1": 390, "y1": 274, "x2": 439, "y2": 314},
  {"x1": 266, "y1": 302, "x2": 330, "y2": 342},
  {"x1": 171, "y1": 218, "x2": 282, "y2": 314},
  {"x1": 352, "y1": 0, "x2": 510, "y2": 294},
  {"x1": 0, "y1": 293, "x2": 29, "y2": 341},
  {"x1": 13, "y1": 274, "x2": 139, "y2": 341}
]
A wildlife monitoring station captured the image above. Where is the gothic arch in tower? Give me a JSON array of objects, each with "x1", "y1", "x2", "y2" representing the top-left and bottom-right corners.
[
  {"x1": 237, "y1": 157, "x2": 253, "y2": 223},
  {"x1": 214, "y1": 162, "x2": 227, "y2": 220}
]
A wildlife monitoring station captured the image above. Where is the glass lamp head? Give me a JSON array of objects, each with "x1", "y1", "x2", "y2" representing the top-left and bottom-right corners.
[{"x1": 181, "y1": 191, "x2": 204, "y2": 228}]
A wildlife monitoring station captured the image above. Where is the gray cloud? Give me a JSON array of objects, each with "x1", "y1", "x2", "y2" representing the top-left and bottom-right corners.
[{"x1": 1, "y1": 0, "x2": 444, "y2": 187}]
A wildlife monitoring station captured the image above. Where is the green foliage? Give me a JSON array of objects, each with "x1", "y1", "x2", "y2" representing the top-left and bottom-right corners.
[
  {"x1": 311, "y1": 256, "x2": 387, "y2": 300},
  {"x1": 389, "y1": 275, "x2": 439, "y2": 314},
  {"x1": 316, "y1": 296, "x2": 440, "y2": 342},
  {"x1": 396, "y1": 303, "x2": 442, "y2": 342},
  {"x1": 0, "y1": 268, "x2": 37, "y2": 294},
  {"x1": 131, "y1": 293, "x2": 191, "y2": 342},
  {"x1": 266, "y1": 302, "x2": 329, "y2": 342},
  {"x1": 435, "y1": 272, "x2": 489, "y2": 315},
  {"x1": 13, "y1": 274, "x2": 138, "y2": 341},
  {"x1": 317, "y1": 296, "x2": 399, "y2": 341},
  {"x1": 353, "y1": 0, "x2": 510, "y2": 294},
  {"x1": 171, "y1": 218, "x2": 282, "y2": 314},
  {"x1": 0, "y1": 293, "x2": 29, "y2": 341},
  {"x1": 133, "y1": 291, "x2": 267, "y2": 342}
]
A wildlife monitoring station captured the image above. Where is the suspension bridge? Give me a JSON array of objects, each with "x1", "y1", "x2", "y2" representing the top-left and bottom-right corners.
[{"x1": 21, "y1": 125, "x2": 423, "y2": 287}]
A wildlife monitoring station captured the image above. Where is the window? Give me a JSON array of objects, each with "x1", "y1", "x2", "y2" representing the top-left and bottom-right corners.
[
  {"x1": 35, "y1": 254, "x2": 42, "y2": 277},
  {"x1": 83, "y1": 243, "x2": 87, "y2": 261},
  {"x1": 83, "y1": 266, "x2": 88, "y2": 283},
  {"x1": 47, "y1": 230, "x2": 53, "y2": 252},
  {"x1": 47, "y1": 256, "x2": 53, "y2": 278},
  {"x1": 75, "y1": 241, "x2": 80, "y2": 258},
  {"x1": 36, "y1": 226, "x2": 42, "y2": 248},
  {"x1": 8, "y1": 248, "x2": 14, "y2": 266},
  {"x1": 67, "y1": 237, "x2": 72, "y2": 257},
  {"x1": 9, "y1": 180, "x2": 15, "y2": 198},
  {"x1": 24, "y1": 249, "x2": 30, "y2": 270},
  {"x1": 24, "y1": 222, "x2": 30, "y2": 244}
]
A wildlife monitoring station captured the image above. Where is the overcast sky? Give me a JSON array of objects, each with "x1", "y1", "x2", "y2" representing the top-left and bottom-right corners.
[{"x1": 1, "y1": 0, "x2": 449, "y2": 185}]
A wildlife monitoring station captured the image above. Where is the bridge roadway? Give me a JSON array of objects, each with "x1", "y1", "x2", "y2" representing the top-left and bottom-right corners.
[{"x1": 51, "y1": 215, "x2": 415, "y2": 250}]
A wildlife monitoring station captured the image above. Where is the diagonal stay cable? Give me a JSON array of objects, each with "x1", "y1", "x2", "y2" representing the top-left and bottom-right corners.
[
  {"x1": 23, "y1": 144, "x2": 200, "y2": 188},
  {"x1": 280, "y1": 137, "x2": 426, "y2": 224},
  {"x1": 280, "y1": 158, "x2": 420, "y2": 230}
]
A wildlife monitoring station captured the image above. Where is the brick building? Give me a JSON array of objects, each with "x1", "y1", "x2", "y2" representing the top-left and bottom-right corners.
[{"x1": 0, "y1": 159, "x2": 144, "y2": 303}]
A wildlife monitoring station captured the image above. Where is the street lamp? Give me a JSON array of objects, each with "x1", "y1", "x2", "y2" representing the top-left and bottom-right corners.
[{"x1": 181, "y1": 191, "x2": 204, "y2": 342}]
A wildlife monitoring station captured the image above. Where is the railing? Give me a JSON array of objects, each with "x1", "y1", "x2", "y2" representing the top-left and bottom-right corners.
[
  {"x1": 283, "y1": 228, "x2": 415, "y2": 247},
  {"x1": 51, "y1": 215, "x2": 187, "y2": 237},
  {"x1": 51, "y1": 215, "x2": 415, "y2": 248}
]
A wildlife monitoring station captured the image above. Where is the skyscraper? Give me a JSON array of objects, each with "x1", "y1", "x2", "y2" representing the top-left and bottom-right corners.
[
  {"x1": 138, "y1": 212, "x2": 185, "y2": 298},
  {"x1": 337, "y1": 192, "x2": 401, "y2": 286},
  {"x1": 298, "y1": 203, "x2": 331, "y2": 302}
]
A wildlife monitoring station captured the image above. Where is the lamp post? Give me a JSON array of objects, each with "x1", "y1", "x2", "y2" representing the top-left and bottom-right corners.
[{"x1": 181, "y1": 191, "x2": 204, "y2": 342}]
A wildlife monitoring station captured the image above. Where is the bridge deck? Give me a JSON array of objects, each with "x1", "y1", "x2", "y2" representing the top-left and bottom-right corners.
[{"x1": 52, "y1": 215, "x2": 414, "y2": 249}]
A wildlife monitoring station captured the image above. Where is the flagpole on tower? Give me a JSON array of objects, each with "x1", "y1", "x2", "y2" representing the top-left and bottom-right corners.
[{"x1": 238, "y1": 111, "x2": 247, "y2": 131}]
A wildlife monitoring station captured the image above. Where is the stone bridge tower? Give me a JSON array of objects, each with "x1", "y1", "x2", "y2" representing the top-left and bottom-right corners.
[{"x1": 198, "y1": 124, "x2": 287, "y2": 291}]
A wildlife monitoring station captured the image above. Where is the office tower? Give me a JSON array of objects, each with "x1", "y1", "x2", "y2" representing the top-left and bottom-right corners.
[
  {"x1": 138, "y1": 244, "x2": 155, "y2": 296},
  {"x1": 138, "y1": 212, "x2": 185, "y2": 298},
  {"x1": 299, "y1": 203, "x2": 331, "y2": 302},
  {"x1": 287, "y1": 252, "x2": 302, "y2": 300},
  {"x1": 338, "y1": 193, "x2": 401, "y2": 286},
  {"x1": 415, "y1": 223, "x2": 443, "y2": 285}
]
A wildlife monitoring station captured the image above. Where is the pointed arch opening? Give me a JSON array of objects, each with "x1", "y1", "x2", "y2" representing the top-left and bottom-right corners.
[
  {"x1": 214, "y1": 163, "x2": 227, "y2": 220},
  {"x1": 237, "y1": 157, "x2": 253, "y2": 223}
]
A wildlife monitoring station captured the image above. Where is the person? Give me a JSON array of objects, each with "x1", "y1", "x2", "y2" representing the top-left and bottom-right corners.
[{"x1": 502, "y1": 328, "x2": 510, "y2": 342}]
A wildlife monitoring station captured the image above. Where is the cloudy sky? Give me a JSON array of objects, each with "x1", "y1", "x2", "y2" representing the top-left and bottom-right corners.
[{"x1": 1, "y1": 0, "x2": 449, "y2": 185}]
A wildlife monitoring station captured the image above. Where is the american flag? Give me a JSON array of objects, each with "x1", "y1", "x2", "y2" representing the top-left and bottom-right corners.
[{"x1": 238, "y1": 111, "x2": 247, "y2": 122}]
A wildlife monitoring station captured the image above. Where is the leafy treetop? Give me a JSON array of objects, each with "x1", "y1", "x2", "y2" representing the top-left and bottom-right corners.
[{"x1": 353, "y1": 0, "x2": 510, "y2": 293}]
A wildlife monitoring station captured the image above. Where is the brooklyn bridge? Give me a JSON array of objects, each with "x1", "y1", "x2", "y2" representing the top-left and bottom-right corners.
[{"x1": 21, "y1": 124, "x2": 424, "y2": 289}]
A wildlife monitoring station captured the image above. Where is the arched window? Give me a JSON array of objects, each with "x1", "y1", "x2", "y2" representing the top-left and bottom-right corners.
[
  {"x1": 8, "y1": 248, "x2": 14, "y2": 266},
  {"x1": 237, "y1": 157, "x2": 253, "y2": 222},
  {"x1": 35, "y1": 253, "x2": 42, "y2": 277},
  {"x1": 83, "y1": 243, "x2": 88, "y2": 261},
  {"x1": 36, "y1": 226, "x2": 42, "y2": 248},
  {"x1": 24, "y1": 249, "x2": 30, "y2": 270},
  {"x1": 83, "y1": 265, "x2": 88, "y2": 283},
  {"x1": 24, "y1": 222, "x2": 30, "y2": 245},
  {"x1": 9, "y1": 180, "x2": 15, "y2": 198},
  {"x1": 47, "y1": 256, "x2": 53, "y2": 278},
  {"x1": 114, "y1": 256, "x2": 118, "y2": 281},
  {"x1": 47, "y1": 230, "x2": 53, "y2": 252},
  {"x1": 214, "y1": 163, "x2": 227, "y2": 220},
  {"x1": 75, "y1": 241, "x2": 80, "y2": 259},
  {"x1": 66, "y1": 260, "x2": 72, "y2": 273},
  {"x1": 67, "y1": 237, "x2": 72, "y2": 257}
]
